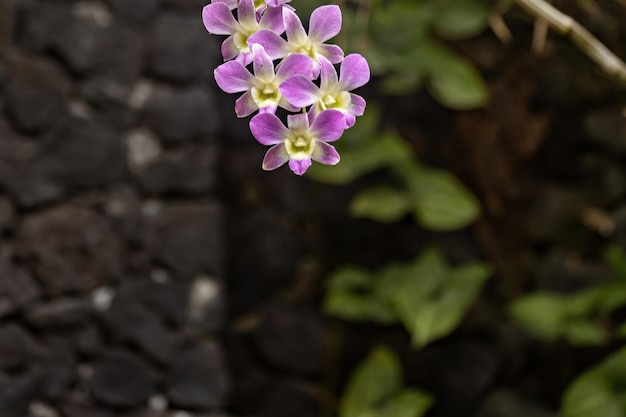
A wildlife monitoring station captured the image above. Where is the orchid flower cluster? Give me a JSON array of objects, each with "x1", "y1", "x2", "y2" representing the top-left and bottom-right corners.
[{"x1": 202, "y1": 0, "x2": 370, "y2": 175}]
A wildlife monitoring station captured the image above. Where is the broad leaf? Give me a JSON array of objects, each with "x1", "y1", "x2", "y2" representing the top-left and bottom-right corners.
[
  {"x1": 324, "y1": 267, "x2": 396, "y2": 323},
  {"x1": 340, "y1": 347, "x2": 403, "y2": 417},
  {"x1": 509, "y1": 293, "x2": 568, "y2": 342},
  {"x1": 561, "y1": 346, "x2": 626, "y2": 417},
  {"x1": 350, "y1": 186, "x2": 412, "y2": 223},
  {"x1": 432, "y1": 0, "x2": 490, "y2": 39},
  {"x1": 397, "y1": 163, "x2": 480, "y2": 231}
]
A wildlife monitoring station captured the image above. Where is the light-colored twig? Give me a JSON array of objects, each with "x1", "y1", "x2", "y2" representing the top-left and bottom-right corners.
[{"x1": 514, "y1": 0, "x2": 626, "y2": 85}]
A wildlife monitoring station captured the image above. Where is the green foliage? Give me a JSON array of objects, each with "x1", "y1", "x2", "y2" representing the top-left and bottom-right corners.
[
  {"x1": 510, "y1": 246, "x2": 626, "y2": 346},
  {"x1": 340, "y1": 0, "x2": 490, "y2": 108},
  {"x1": 308, "y1": 107, "x2": 481, "y2": 231},
  {"x1": 324, "y1": 247, "x2": 491, "y2": 347},
  {"x1": 340, "y1": 346, "x2": 433, "y2": 417},
  {"x1": 561, "y1": 346, "x2": 626, "y2": 417}
]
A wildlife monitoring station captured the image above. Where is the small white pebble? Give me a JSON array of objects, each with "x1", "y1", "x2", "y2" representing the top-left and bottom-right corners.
[
  {"x1": 29, "y1": 402, "x2": 59, "y2": 417},
  {"x1": 148, "y1": 394, "x2": 168, "y2": 411},
  {"x1": 126, "y1": 128, "x2": 162, "y2": 170},
  {"x1": 72, "y1": 1, "x2": 112, "y2": 27},
  {"x1": 91, "y1": 286, "x2": 115, "y2": 312},
  {"x1": 188, "y1": 276, "x2": 220, "y2": 322}
]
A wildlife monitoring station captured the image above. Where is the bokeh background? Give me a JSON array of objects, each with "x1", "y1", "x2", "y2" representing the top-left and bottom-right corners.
[{"x1": 0, "y1": 0, "x2": 626, "y2": 417}]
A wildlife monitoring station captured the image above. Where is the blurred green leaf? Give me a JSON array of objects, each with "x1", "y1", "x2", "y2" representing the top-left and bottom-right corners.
[
  {"x1": 370, "y1": 1, "x2": 432, "y2": 50},
  {"x1": 510, "y1": 293, "x2": 568, "y2": 342},
  {"x1": 561, "y1": 346, "x2": 626, "y2": 417},
  {"x1": 604, "y1": 245, "x2": 626, "y2": 280},
  {"x1": 418, "y1": 42, "x2": 489, "y2": 109},
  {"x1": 431, "y1": 0, "x2": 490, "y2": 39},
  {"x1": 350, "y1": 186, "x2": 412, "y2": 223},
  {"x1": 376, "y1": 248, "x2": 490, "y2": 346},
  {"x1": 396, "y1": 260, "x2": 490, "y2": 346},
  {"x1": 307, "y1": 131, "x2": 413, "y2": 185},
  {"x1": 373, "y1": 389, "x2": 434, "y2": 417},
  {"x1": 397, "y1": 163, "x2": 480, "y2": 231},
  {"x1": 340, "y1": 346, "x2": 403, "y2": 417},
  {"x1": 562, "y1": 321, "x2": 608, "y2": 346},
  {"x1": 381, "y1": 71, "x2": 423, "y2": 96},
  {"x1": 324, "y1": 267, "x2": 397, "y2": 323}
]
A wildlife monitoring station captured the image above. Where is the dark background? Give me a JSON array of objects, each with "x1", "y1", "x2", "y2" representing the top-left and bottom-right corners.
[{"x1": 1, "y1": 0, "x2": 626, "y2": 417}]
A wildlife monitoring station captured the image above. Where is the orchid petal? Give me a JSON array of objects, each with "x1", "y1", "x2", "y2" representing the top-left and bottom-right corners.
[
  {"x1": 288, "y1": 158, "x2": 312, "y2": 175},
  {"x1": 211, "y1": 0, "x2": 238, "y2": 9},
  {"x1": 263, "y1": 144, "x2": 290, "y2": 170},
  {"x1": 237, "y1": 0, "x2": 257, "y2": 31},
  {"x1": 309, "y1": 109, "x2": 345, "y2": 142},
  {"x1": 214, "y1": 61, "x2": 255, "y2": 93},
  {"x1": 316, "y1": 44, "x2": 344, "y2": 64},
  {"x1": 221, "y1": 36, "x2": 239, "y2": 61},
  {"x1": 278, "y1": 96, "x2": 299, "y2": 112},
  {"x1": 258, "y1": 103, "x2": 278, "y2": 114},
  {"x1": 309, "y1": 5, "x2": 342, "y2": 42},
  {"x1": 235, "y1": 50, "x2": 254, "y2": 66},
  {"x1": 248, "y1": 30, "x2": 290, "y2": 60},
  {"x1": 339, "y1": 54, "x2": 370, "y2": 91},
  {"x1": 275, "y1": 54, "x2": 314, "y2": 81},
  {"x1": 283, "y1": 8, "x2": 308, "y2": 46},
  {"x1": 259, "y1": 3, "x2": 285, "y2": 34},
  {"x1": 202, "y1": 3, "x2": 239, "y2": 35},
  {"x1": 286, "y1": 112, "x2": 309, "y2": 133},
  {"x1": 344, "y1": 113, "x2": 356, "y2": 128},
  {"x1": 279, "y1": 75, "x2": 320, "y2": 108},
  {"x1": 235, "y1": 91, "x2": 258, "y2": 118},
  {"x1": 319, "y1": 56, "x2": 338, "y2": 92},
  {"x1": 312, "y1": 141, "x2": 340, "y2": 165},
  {"x1": 251, "y1": 44, "x2": 275, "y2": 83},
  {"x1": 250, "y1": 113, "x2": 289, "y2": 145},
  {"x1": 349, "y1": 93, "x2": 366, "y2": 117}
]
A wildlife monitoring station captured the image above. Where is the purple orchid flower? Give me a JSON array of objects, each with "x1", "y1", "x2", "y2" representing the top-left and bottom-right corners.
[
  {"x1": 248, "y1": 5, "x2": 344, "y2": 75},
  {"x1": 280, "y1": 54, "x2": 369, "y2": 128},
  {"x1": 202, "y1": 0, "x2": 285, "y2": 65},
  {"x1": 249, "y1": 110, "x2": 345, "y2": 175},
  {"x1": 211, "y1": 0, "x2": 292, "y2": 11},
  {"x1": 214, "y1": 44, "x2": 314, "y2": 117}
]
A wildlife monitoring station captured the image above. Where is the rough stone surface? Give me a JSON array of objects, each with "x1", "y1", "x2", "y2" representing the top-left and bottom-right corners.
[
  {"x1": 166, "y1": 342, "x2": 230, "y2": 409},
  {"x1": 0, "y1": 250, "x2": 40, "y2": 318},
  {"x1": 102, "y1": 301, "x2": 176, "y2": 364},
  {"x1": 145, "y1": 203, "x2": 222, "y2": 280},
  {"x1": 90, "y1": 350, "x2": 157, "y2": 408},
  {"x1": 4, "y1": 55, "x2": 70, "y2": 133},
  {"x1": 142, "y1": 86, "x2": 220, "y2": 145},
  {"x1": 15, "y1": 205, "x2": 124, "y2": 296},
  {"x1": 252, "y1": 305, "x2": 323, "y2": 375},
  {"x1": 106, "y1": 0, "x2": 161, "y2": 22},
  {"x1": 137, "y1": 145, "x2": 218, "y2": 195},
  {"x1": 149, "y1": 12, "x2": 220, "y2": 82}
]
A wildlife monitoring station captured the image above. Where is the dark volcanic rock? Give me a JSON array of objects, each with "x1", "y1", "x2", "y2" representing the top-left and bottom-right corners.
[
  {"x1": 166, "y1": 342, "x2": 230, "y2": 409},
  {"x1": 15, "y1": 205, "x2": 124, "y2": 296},
  {"x1": 252, "y1": 305, "x2": 323, "y2": 375},
  {"x1": 25, "y1": 297, "x2": 93, "y2": 328},
  {"x1": 149, "y1": 12, "x2": 220, "y2": 82},
  {"x1": 41, "y1": 337, "x2": 76, "y2": 399},
  {"x1": 0, "y1": 324, "x2": 41, "y2": 371},
  {"x1": 102, "y1": 301, "x2": 176, "y2": 364},
  {"x1": 137, "y1": 145, "x2": 218, "y2": 195},
  {"x1": 90, "y1": 350, "x2": 157, "y2": 408},
  {"x1": 4, "y1": 55, "x2": 70, "y2": 133},
  {"x1": 37, "y1": 116, "x2": 126, "y2": 190},
  {"x1": 227, "y1": 209, "x2": 302, "y2": 314},
  {"x1": 0, "y1": 367, "x2": 46, "y2": 417},
  {"x1": 142, "y1": 86, "x2": 220, "y2": 145},
  {"x1": 0, "y1": 115, "x2": 126, "y2": 207},
  {"x1": 0, "y1": 250, "x2": 40, "y2": 318},
  {"x1": 106, "y1": 0, "x2": 161, "y2": 22},
  {"x1": 146, "y1": 203, "x2": 222, "y2": 280}
]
